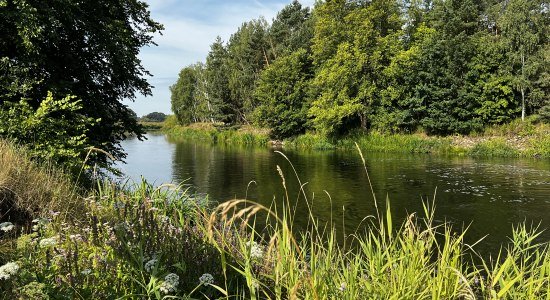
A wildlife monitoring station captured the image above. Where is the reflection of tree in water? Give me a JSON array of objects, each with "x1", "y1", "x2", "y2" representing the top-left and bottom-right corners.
[{"x1": 166, "y1": 140, "x2": 550, "y2": 255}]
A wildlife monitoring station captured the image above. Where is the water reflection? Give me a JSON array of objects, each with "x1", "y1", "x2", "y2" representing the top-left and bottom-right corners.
[{"x1": 118, "y1": 133, "x2": 550, "y2": 255}]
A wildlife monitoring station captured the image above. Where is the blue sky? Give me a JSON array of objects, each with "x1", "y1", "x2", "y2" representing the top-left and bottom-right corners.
[{"x1": 127, "y1": 0, "x2": 315, "y2": 117}]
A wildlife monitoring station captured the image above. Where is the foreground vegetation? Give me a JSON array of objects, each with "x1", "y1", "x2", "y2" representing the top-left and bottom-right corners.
[
  {"x1": 2, "y1": 139, "x2": 550, "y2": 299},
  {"x1": 164, "y1": 118, "x2": 550, "y2": 158}
]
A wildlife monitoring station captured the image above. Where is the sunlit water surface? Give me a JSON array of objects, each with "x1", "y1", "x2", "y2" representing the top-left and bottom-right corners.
[{"x1": 116, "y1": 133, "x2": 550, "y2": 255}]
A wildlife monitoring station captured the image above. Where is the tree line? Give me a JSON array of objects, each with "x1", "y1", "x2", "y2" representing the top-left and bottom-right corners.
[{"x1": 170, "y1": 0, "x2": 549, "y2": 139}]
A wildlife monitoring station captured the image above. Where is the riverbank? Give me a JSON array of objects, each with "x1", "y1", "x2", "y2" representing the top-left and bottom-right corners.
[
  {"x1": 164, "y1": 119, "x2": 550, "y2": 158},
  {"x1": 139, "y1": 121, "x2": 165, "y2": 131},
  {"x1": 1, "y1": 138, "x2": 550, "y2": 298}
]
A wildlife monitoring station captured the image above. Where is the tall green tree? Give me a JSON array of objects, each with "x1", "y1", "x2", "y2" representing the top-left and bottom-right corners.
[
  {"x1": 309, "y1": 0, "x2": 403, "y2": 135},
  {"x1": 171, "y1": 66, "x2": 198, "y2": 125},
  {"x1": 225, "y1": 18, "x2": 271, "y2": 124},
  {"x1": 253, "y1": 49, "x2": 313, "y2": 138},
  {"x1": 268, "y1": 0, "x2": 313, "y2": 58},
  {"x1": 205, "y1": 37, "x2": 231, "y2": 123},
  {"x1": 498, "y1": 0, "x2": 548, "y2": 121},
  {"x1": 0, "y1": 0, "x2": 163, "y2": 166},
  {"x1": 413, "y1": 0, "x2": 486, "y2": 134}
]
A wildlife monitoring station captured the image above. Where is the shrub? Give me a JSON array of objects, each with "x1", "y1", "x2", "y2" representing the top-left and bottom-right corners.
[{"x1": 0, "y1": 92, "x2": 98, "y2": 172}]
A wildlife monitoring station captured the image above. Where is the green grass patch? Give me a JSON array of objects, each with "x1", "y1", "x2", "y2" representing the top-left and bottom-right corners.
[
  {"x1": 166, "y1": 123, "x2": 270, "y2": 147},
  {"x1": 139, "y1": 121, "x2": 165, "y2": 131},
  {"x1": 469, "y1": 138, "x2": 520, "y2": 157},
  {"x1": 163, "y1": 120, "x2": 550, "y2": 158}
]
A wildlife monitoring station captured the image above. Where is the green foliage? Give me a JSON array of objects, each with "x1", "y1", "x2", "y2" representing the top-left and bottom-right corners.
[
  {"x1": 169, "y1": 0, "x2": 548, "y2": 138},
  {"x1": 166, "y1": 124, "x2": 270, "y2": 147},
  {"x1": 0, "y1": 0, "x2": 163, "y2": 168},
  {"x1": 171, "y1": 66, "x2": 199, "y2": 125},
  {"x1": 0, "y1": 92, "x2": 97, "y2": 171},
  {"x1": 253, "y1": 49, "x2": 313, "y2": 139},
  {"x1": 141, "y1": 112, "x2": 167, "y2": 122},
  {"x1": 309, "y1": 42, "x2": 364, "y2": 135},
  {"x1": 498, "y1": 0, "x2": 549, "y2": 120},
  {"x1": 469, "y1": 138, "x2": 520, "y2": 157},
  {"x1": 2, "y1": 180, "x2": 229, "y2": 299},
  {"x1": 268, "y1": 0, "x2": 313, "y2": 58}
]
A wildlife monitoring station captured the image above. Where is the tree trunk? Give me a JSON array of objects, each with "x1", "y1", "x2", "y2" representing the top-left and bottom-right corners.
[
  {"x1": 521, "y1": 52, "x2": 526, "y2": 122},
  {"x1": 521, "y1": 87, "x2": 526, "y2": 121},
  {"x1": 360, "y1": 113, "x2": 367, "y2": 129}
]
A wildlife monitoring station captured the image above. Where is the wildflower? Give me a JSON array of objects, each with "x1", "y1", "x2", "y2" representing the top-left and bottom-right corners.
[
  {"x1": 69, "y1": 234, "x2": 83, "y2": 241},
  {"x1": 39, "y1": 237, "x2": 57, "y2": 248},
  {"x1": 144, "y1": 259, "x2": 158, "y2": 272},
  {"x1": 0, "y1": 222, "x2": 14, "y2": 232},
  {"x1": 81, "y1": 269, "x2": 92, "y2": 275},
  {"x1": 246, "y1": 241, "x2": 264, "y2": 261},
  {"x1": 199, "y1": 273, "x2": 214, "y2": 286},
  {"x1": 32, "y1": 218, "x2": 50, "y2": 231},
  {"x1": 113, "y1": 201, "x2": 125, "y2": 209},
  {"x1": 159, "y1": 273, "x2": 179, "y2": 294},
  {"x1": 0, "y1": 262, "x2": 20, "y2": 280},
  {"x1": 338, "y1": 282, "x2": 346, "y2": 292}
]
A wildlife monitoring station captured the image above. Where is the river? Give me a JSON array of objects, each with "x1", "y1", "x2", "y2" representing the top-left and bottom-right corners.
[{"x1": 116, "y1": 133, "x2": 550, "y2": 255}]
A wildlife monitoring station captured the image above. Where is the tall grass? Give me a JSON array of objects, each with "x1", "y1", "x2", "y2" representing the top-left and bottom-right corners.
[
  {"x1": 166, "y1": 123, "x2": 270, "y2": 147},
  {"x1": 0, "y1": 139, "x2": 83, "y2": 223},
  {"x1": 2, "y1": 139, "x2": 550, "y2": 299},
  {"x1": 201, "y1": 146, "x2": 550, "y2": 299}
]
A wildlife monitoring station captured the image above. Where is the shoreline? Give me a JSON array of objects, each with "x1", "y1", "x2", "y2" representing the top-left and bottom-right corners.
[{"x1": 163, "y1": 121, "x2": 550, "y2": 159}]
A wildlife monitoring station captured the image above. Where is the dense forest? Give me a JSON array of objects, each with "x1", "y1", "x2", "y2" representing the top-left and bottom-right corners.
[{"x1": 170, "y1": 0, "x2": 549, "y2": 139}]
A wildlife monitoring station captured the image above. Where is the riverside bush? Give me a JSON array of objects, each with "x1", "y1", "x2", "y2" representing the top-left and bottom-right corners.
[{"x1": 0, "y1": 92, "x2": 98, "y2": 172}]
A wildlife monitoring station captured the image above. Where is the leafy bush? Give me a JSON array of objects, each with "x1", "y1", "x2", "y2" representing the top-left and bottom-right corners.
[{"x1": 0, "y1": 92, "x2": 98, "y2": 172}]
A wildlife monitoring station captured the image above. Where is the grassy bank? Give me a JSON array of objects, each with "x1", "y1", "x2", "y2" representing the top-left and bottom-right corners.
[
  {"x1": 0, "y1": 140, "x2": 84, "y2": 224},
  {"x1": 164, "y1": 122, "x2": 271, "y2": 147},
  {"x1": 1, "y1": 139, "x2": 550, "y2": 299},
  {"x1": 165, "y1": 118, "x2": 550, "y2": 158},
  {"x1": 139, "y1": 121, "x2": 165, "y2": 131}
]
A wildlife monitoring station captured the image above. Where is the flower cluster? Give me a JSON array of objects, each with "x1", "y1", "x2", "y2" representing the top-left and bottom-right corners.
[
  {"x1": 246, "y1": 241, "x2": 264, "y2": 261},
  {"x1": 39, "y1": 237, "x2": 57, "y2": 248},
  {"x1": 0, "y1": 222, "x2": 14, "y2": 232},
  {"x1": 144, "y1": 259, "x2": 158, "y2": 273},
  {"x1": 159, "y1": 273, "x2": 179, "y2": 294},
  {"x1": 81, "y1": 269, "x2": 92, "y2": 275},
  {"x1": 0, "y1": 262, "x2": 20, "y2": 280},
  {"x1": 199, "y1": 273, "x2": 214, "y2": 286},
  {"x1": 32, "y1": 218, "x2": 49, "y2": 231}
]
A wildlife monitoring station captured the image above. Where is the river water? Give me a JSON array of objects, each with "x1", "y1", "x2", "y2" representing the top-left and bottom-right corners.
[{"x1": 116, "y1": 133, "x2": 550, "y2": 254}]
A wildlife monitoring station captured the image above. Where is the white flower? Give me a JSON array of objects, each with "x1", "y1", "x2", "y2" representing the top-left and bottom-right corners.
[
  {"x1": 81, "y1": 269, "x2": 92, "y2": 275},
  {"x1": 69, "y1": 234, "x2": 83, "y2": 241},
  {"x1": 0, "y1": 222, "x2": 14, "y2": 232},
  {"x1": 246, "y1": 241, "x2": 264, "y2": 261},
  {"x1": 0, "y1": 262, "x2": 19, "y2": 280},
  {"x1": 199, "y1": 273, "x2": 214, "y2": 286},
  {"x1": 144, "y1": 259, "x2": 158, "y2": 272},
  {"x1": 338, "y1": 282, "x2": 346, "y2": 292},
  {"x1": 39, "y1": 237, "x2": 57, "y2": 248},
  {"x1": 159, "y1": 273, "x2": 179, "y2": 294}
]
